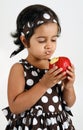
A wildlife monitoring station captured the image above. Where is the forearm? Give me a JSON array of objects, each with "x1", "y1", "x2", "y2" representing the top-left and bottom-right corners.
[
  {"x1": 62, "y1": 85, "x2": 76, "y2": 107},
  {"x1": 9, "y1": 82, "x2": 47, "y2": 114}
]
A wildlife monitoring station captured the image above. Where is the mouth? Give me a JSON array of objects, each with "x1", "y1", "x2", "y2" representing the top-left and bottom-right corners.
[{"x1": 45, "y1": 51, "x2": 52, "y2": 55}]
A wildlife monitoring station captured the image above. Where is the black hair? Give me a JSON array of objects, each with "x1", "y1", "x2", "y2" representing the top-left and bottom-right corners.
[{"x1": 10, "y1": 4, "x2": 61, "y2": 57}]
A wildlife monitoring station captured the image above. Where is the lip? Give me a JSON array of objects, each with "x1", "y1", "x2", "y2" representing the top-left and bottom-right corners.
[
  {"x1": 45, "y1": 50, "x2": 53, "y2": 56},
  {"x1": 44, "y1": 51, "x2": 53, "y2": 59}
]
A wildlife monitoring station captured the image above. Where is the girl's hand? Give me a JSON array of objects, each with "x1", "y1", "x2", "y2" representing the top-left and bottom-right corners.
[
  {"x1": 62, "y1": 64, "x2": 75, "y2": 88},
  {"x1": 39, "y1": 66, "x2": 66, "y2": 89},
  {"x1": 62, "y1": 64, "x2": 76, "y2": 107}
]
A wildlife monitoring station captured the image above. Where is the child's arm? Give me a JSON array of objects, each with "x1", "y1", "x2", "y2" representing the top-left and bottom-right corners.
[
  {"x1": 8, "y1": 64, "x2": 66, "y2": 114},
  {"x1": 62, "y1": 64, "x2": 76, "y2": 107},
  {"x1": 8, "y1": 63, "x2": 47, "y2": 114}
]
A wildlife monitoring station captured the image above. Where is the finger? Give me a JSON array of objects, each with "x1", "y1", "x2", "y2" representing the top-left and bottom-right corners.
[
  {"x1": 67, "y1": 66, "x2": 75, "y2": 74},
  {"x1": 71, "y1": 63, "x2": 75, "y2": 69},
  {"x1": 66, "y1": 69, "x2": 75, "y2": 82},
  {"x1": 55, "y1": 71, "x2": 66, "y2": 80},
  {"x1": 53, "y1": 68, "x2": 64, "y2": 76},
  {"x1": 67, "y1": 65, "x2": 75, "y2": 73},
  {"x1": 48, "y1": 66, "x2": 58, "y2": 73},
  {"x1": 66, "y1": 76, "x2": 75, "y2": 82}
]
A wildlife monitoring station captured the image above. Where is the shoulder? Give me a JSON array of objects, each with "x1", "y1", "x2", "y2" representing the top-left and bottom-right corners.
[
  {"x1": 11, "y1": 62, "x2": 23, "y2": 70},
  {"x1": 9, "y1": 62, "x2": 24, "y2": 76}
]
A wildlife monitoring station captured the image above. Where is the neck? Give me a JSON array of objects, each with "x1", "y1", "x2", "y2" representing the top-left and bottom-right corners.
[{"x1": 26, "y1": 56, "x2": 49, "y2": 69}]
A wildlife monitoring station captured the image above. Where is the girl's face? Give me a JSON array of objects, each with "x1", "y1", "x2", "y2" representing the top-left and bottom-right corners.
[{"x1": 27, "y1": 22, "x2": 58, "y2": 60}]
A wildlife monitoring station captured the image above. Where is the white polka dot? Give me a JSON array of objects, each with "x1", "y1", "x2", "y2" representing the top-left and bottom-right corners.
[
  {"x1": 53, "y1": 19, "x2": 57, "y2": 23},
  {"x1": 37, "y1": 20, "x2": 44, "y2": 25},
  {"x1": 58, "y1": 104, "x2": 62, "y2": 111},
  {"x1": 22, "y1": 117, "x2": 26, "y2": 124},
  {"x1": 8, "y1": 119, "x2": 12, "y2": 124},
  {"x1": 32, "y1": 71, "x2": 38, "y2": 76},
  {"x1": 48, "y1": 105, "x2": 55, "y2": 112},
  {"x1": 25, "y1": 126, "x2": 29, "y2": 130},
  {"x1": 43, "y1": 13, "x2": 51, "y2": 19},
  {"x1": 18, "y1": 126, "x2": 22, "y2": 130},
  {"x1": 57, "y1": 126, "x2": 60, "y2": 130},
  {"x1": 13, "y1": 127, "x2": 17, "y2": 130},
  {"x1": 63, "y1": 100, "x2": 66, "y2": 104},
  {"x1": 37, "y1": 128, "x2": 42, "y2": 130},
  {"x1": 57, "y1": 115, "x2": 61, "y2": 122},
  {"x1": 31, "y1": 66, "x2": 33, "y2": 68},
  {"x1": 65, "y1": 106, "x2": 70, "y2": 111},
  {"x1": 24, "y1": 71, "x2": 26, "y2": 77},
  {"x1": 63, "y1": 121, "x2": 69, "y2": 129},
  {"x1": 37, "y1": 69, "x2": 40, "y2": 72},
  {"x1": 41, "y1": 119, "x2": 43, "y2": 124},
  {"x1": 26, "y1": 31, "x2": 29, "y2": 35},
  {"x1": 21, "y1": 32, "x2": 25, "y2": 36},
  {"x1": 52, "y1": 96, "x2": 58, "y2": 103},
  {"x1": 30, "y1": 108, "x2": 34, "y2": 113},
  {"x1": 45, "y1": 70, "x2": 48, "y2": 73},
  {"x1": 41, "y1": 96, "x2": 48, "y2": 103},
  {"x1": 33, "y1": 118, "x2": 38, "y2": 125},
  {"x1": 3, "y1": 109, "x2": 8, "y2": 116},
  {"x1": 13, "y1": 114, "x2": 16, "y2": 119},
  {"x1": 46, "y1": 118, "x2": 51, "y2": 125},
  {"x1": 47, "y1": 88, "x2": 52, "y2": 94},
  {"x1": 37, "y1": 110, "x2": 42, "y2": 116},
  {"x1": 25, "y1": 65, "x2": 29, "y2": 69},
  {"x1": 27, "y1": 22, "x2": 31, "y2": 28},
  {"x1": 35, "y1": 105, "x2": 43, "y2": 110},
  {"x1": 26, "y1": 79, "x2": 34, "y2": 86},
  {"x1": 21, "y1": 112, "x2": 25, "y2": 117},
  {"x1": 24, "y1": 61, "x2": 27, "y2": 64},
  {"x1": 51, "y1": 117, "x2": 57, "y2": 125}
]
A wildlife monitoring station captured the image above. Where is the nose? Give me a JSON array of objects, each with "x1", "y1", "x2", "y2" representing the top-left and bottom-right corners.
[{"x1": 45, "y1": 42, "x2": 52, "y2": 49}]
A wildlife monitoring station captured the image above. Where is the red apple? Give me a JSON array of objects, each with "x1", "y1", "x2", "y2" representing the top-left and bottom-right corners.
[{"x1": 49, "y1": 56, "x2": 71, "y2": 72}]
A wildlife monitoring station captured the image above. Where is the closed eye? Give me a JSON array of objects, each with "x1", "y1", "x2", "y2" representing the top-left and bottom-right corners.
[
  {"x1": 51, "y1": 39, "x2": 56, "y2": 42},
  {"x1": 38, "y1": 40, "x2": 46, "y2": 43}
]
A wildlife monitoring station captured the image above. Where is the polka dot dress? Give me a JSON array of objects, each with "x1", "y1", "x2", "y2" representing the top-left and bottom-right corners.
[{"x1": 2, "y1": 59, "x2": 75, "y2": 130}]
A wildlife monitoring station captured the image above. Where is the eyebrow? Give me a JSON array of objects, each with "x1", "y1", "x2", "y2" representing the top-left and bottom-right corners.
[{"x1": 36, "y1": 35, "x2": 58, "y2": 39}]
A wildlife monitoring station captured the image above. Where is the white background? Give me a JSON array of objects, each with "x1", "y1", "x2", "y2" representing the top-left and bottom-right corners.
[{"x1": 0, "y1": 0, "x2": 83, "y2": 129}]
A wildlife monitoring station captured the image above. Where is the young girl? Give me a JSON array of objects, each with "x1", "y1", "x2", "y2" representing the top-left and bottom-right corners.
[{"x1": 3, "y1": 4, "x2": 76, "y2": 130}]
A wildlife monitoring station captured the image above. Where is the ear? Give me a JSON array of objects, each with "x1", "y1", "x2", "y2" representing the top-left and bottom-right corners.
[{"x1": 20, "y1": 35, "x2": 28, "y2": 48}]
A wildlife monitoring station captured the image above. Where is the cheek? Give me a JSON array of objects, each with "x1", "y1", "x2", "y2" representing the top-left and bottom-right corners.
[
  {"x1": 30, "y1": 46, "x2": 43, "y2": 54},
  {"x1": 36, "y1": 44, "x2": 45, "y2": 51},
  {"x1": 53, "y1": 43, "x2": 57, "y2": 50}
]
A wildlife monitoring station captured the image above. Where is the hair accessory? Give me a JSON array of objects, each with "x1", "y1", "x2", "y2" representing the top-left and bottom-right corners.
[
  {"x1": 26, "y1": 31, "x2": 29, "y2": 34},
  {"x1": 37, "y1": 20, "x2": 44, "y2": 25},
  {"x1": 27, "y1": 22, "x2": 31, "y2": 28},
  {"x1": 43, "y1": 13, "x2": 51, "y2": 19},
  {"x1": 21, "y1": 32, "x2": 25, "y2": 36},
  {"x1": 53, "y1": 19, "x2": 57, "y2": 23},
  {"x1": 21, "y1": 12, "x2": 58, "y2": 36}
]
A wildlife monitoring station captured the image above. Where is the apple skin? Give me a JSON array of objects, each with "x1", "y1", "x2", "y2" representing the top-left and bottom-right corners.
[{"x1": 49, "y1": 56, "x2": 71, "y2": 72}]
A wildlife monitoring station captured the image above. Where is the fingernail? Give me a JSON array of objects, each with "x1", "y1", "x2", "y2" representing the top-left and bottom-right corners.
[{"x1": 60, "y1": 68, "x2": 63, "y2": 71}]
